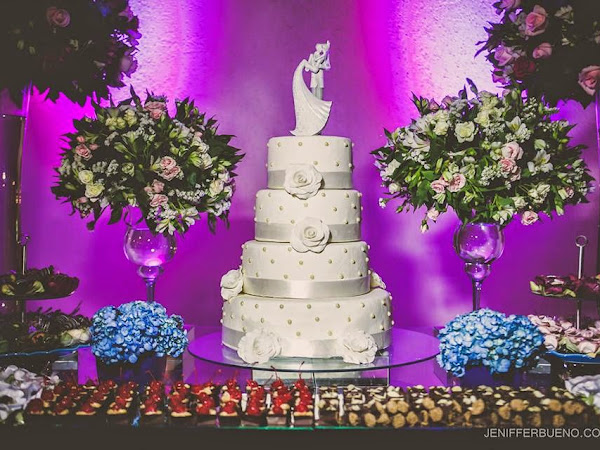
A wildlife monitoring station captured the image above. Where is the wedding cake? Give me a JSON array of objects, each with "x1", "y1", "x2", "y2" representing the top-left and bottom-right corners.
[{"x1": 219, "y1": 42, "x2": 392, "y2": 364}]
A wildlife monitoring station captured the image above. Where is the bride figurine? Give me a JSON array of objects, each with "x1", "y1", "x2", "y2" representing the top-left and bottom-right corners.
[{"x1": 291, "y1": 41, "x2": 332, "y2": 136}]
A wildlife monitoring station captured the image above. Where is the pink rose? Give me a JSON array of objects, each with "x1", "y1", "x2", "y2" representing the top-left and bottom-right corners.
[
  {"x1": 161, "y1": 166, "x2": 181, "y2": 181},
  {"x1": 150, "y1": 194, "x2": 169, "y2": 208},
  {"x1": 426, "y1": 208, "x2": 440, "y2": 222},
  {"x1": 46, "y1": 6, "x2": 70, "y2": 28},
  {"x1": 521, "y1": 210, "x2": 539, "y2": 225},
  {"x1": 532, "y1": 42, "x2": 552, "y2": 59},
  {"x1": 578, "y1": 65, "x2": 600, "y2": 95},
  {"x1": 194, "y1": 131, "x2": 204, "y2": 140},
  {"x1": 430, "y1": 178, "x2": 448, "y2": 194},
  {"x1": 524, "y1": 5, "x2": 548, "y2": 36},
  {"x1": 152, "y1": 180, "x2": 165, "y2": 193},
  {"x1": 499, "y1": 0, "x2": 521, "y2": 10},
  {"x1": 88, "y1": 143, "x2": 99, "y2": 151},
  {"x1": 447, "y1": 173, "x2": 466, "y2": 193},
  {"x1": 577, "y1": 340, "x2": 598, "y2": 355},
  {"x1": 565, "y1": 186, "x2": 574, "y2": 198},
  {"x1": 144, "y1": 186, "x2": 153, "y2": 195},
  {"x1": 499, "y1": 158, "x2": 516, "y2": 174},
  {"x1": 74, "y1": 144, "x2": 92, "y2": 160},
  {"x1": 145, "y1": 101, "x2": 167, "y2": 120},
  {"x1": 509, "y1": 167, "x2": 521, "y2": 182},
  {"x1": 76, "y1": 197, "x2": 88, "y2": 204},
  {"x1": 160, "y1": 156, "x2": 177, "y2": 170},
  {"x1": 501, "y1": 142, "x2": 523, "y2": 160},
  {"x1": 494, "y1": 45, "x2": 520, "y2": 67},
  {"x1": 76, "y1": 136, "x2": 86, "y2": 144}
]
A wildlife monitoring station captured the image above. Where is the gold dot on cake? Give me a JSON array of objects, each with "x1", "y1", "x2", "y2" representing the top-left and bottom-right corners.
[
  {"x1": 371, "y1": 314, "x2": 376, "y2": 319},
  {"x1": 309, "y1": 274, "x2": 315, "y2": 280},
  {"x1": 387, "y1": 311, "x2": 392, "y2": 317},
  {"x1": 262, "y1": 247, "x2": 267, "y2": 252},
  {"x1": 283, "y1": 274, "x2": 289, "y2": 279},
  {"x1": 327, "y1": 330, "x2": 333, "y2": 336},
  {"x1": 335, "y1": 161, "x2": 340, "y2": 167},
  {"x1": 332, "y1": 207, "x2": 338, "y2": 212},
  {"x1": 324, "y1": 141, "x2": 330, "y2": 146},
  {"x1": 230, "y1": 313, "x2": 234, "y2": 319},
  {"x1": 260, "y1": 317, "x2": 265, "y2": 323},
  {"x1": 279, "y1": 304, "x2": 284, "y2": 309},
  {"x1": 255, "y1": 272, "x2": 259, "y2": 277},
  {"x1": 357, "y1": 218, "x2": 361, "y2": 223},
  {"x1": 270, "y1": 259, "x2": 275, "y2": 264},
  {"x1": 351, "y1": 203, "x2": 357, "y2": 209},
  {"x1": 287, "y1": 247, "x2": 292, "y2": 252},
  {"x1": 240, "y1": 301, "x2": 245, "y2": 306},
  {"x1": 296, "y1": 331, "x2": 301, "y2": 337},
  {"x1": 366, "y1": 257, "x2": 370, "y2": 262},
  {"x1": 339, "y1": 274, "x2": 345, "y2": 279},
  {"x1": 351, "y1": 259, "x2": 356, "y2": 264},
  {"x1": 242, "y1": 326, "x2": 247, "y2": 332},
  {"x1": 360, "y1": 302, "x2": 365, "y2": 308},
  {"x1": 315, "y1": 317, "x2": 320, "y2": 322},
  {"x1": 298, "y1": 141, "x2": 303, "y2": 146},
  {"x1": 347, "y1": 317, "x2": 352, "y2": 322},
  {"x1": 362, "y1": 247, "x2": 367, "y2": 253},
  {"x1": 391, "y1": 320, "x2": 395, "y2": 326},
  {"x1": 382, "y1": 302, "x2": 387, "y2": 307},
  {"x1": 335, "y1": 303, "x2": 341, "y2": 308},
  {"x1": 344, "y1": 220, "x2": 349, "y2": 224},
  {"x1": 321, "y1": 192, "x2": 326, "y2": 197},
  {"x1": 287, "y1": 319, "x2": 292, "y2": 325},
  {"x1": 259, "y1": 206, "x2": 263, "y2": 210},
  {"x1": 343, "y1": 248, "x2": 348, "y2": 253},
  {"x1": 303, "y1": 202, "x2": 308, "y2": 207},
  {"x1": 307, "y1": 304, "x2": 312, "y2": 309},
  {"x1": 313, "y1": 160, "x2": 319, "y2": 165},
  {"x1": 290, "y1": 219, "x2": 295, "y2": 224},
  {"x1": 299, "y1": 260, "x2": 304, "y2": 265},
  {"x1": 268, "y1": 192, "x2": 272, "y2": 197},
  {"x1": 358, "y1": 271, "x2": 363, "y2": 277},
  {"x1": 277, "y1": 142, "x2": 282, "y2": 147},
  {"x1": 345, "y1": 141, "x2": 350, "y2": 147},
  {"x1": 345, "y1": 193, "x2": 350, "y2": 199},
  {"x1": 348, "y1": 163, "x2": 353, "y2": 169},
  {"x1": 241, "y1": 315, "x2": 245, "y2": 321},
  {"x1": 328, "y1": 259, "x2": 333, "y2": 264},
  {"x1": 265, "y1": 218, "x2": 270, "y2": 223},
  {"x1": 269, "y1": 162, "x2": 274, "y2": 167},
  {"x1": 380, "y1": 325, "x2": 385, "y2": 331},
  {"x1": 279, "y1": 206, "x2": 284, "y2": 211},
  {"x1": 254, "y1": 304, "x2": 259, "y2": 309},
  {"x1": 248, "y1": 258, "x2": 252, "y2": 264}
]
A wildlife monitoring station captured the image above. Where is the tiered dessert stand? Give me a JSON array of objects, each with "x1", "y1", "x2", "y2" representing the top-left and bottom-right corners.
[{"x1": 188, "y1": 327, "x2": 439, "y2": 386}]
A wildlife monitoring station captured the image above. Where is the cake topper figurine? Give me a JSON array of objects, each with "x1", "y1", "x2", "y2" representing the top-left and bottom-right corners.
[{"x1": 291, "y1": 41, "x2": 332, "y2": 136}]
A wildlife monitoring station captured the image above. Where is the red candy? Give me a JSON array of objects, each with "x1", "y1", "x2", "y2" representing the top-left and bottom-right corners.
[
  {"x1": 222, "y1": 400, "x2": 237, "y2": 414},
  {"x1": 26, "y1": 398, "x2": 44, "y2": 413}
]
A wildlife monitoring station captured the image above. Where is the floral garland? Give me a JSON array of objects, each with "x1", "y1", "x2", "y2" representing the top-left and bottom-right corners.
[
  {"x1": 0, "y1": 1, "x2": 140, "y2": 105},
  {"x1": 91, "y1": 300, "x2": 188, "y2": 365},
  {"x1": 479, "y1": 1, "x2": 600, "y2": 107},
  {"x1": 372, "y1": 83, "x2": 593, "y2": 231},
  {"x1": 438, "y1": 308, "x2": 544, "y2": 377},
  {"x1": 52, "y1": 89, "x2": 243, "y2": 235}
]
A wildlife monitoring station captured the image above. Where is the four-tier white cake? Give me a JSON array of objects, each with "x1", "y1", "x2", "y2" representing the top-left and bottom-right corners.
[{"x1": 219, "y1": 43, "x2": 392, "y2": 365}]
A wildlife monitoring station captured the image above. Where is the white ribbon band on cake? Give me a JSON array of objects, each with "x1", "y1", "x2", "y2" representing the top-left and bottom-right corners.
[
  {"x1": 268, "y1": 170, "x2": 352, "y2": 189},
  {"x1": 255, "y1": 222, "x2": 360, "y2": 242},
  {"x1": 243, "y1": 276, "x2": 369, "y2": 299},
  {"x1": 223, "y1": 327, "x2": 391, "y2": 360}
]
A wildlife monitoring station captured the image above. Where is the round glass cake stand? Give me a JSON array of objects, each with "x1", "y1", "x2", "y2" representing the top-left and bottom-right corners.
[{"x1": 187, "y1": 328, "x2": 439, "y2": 375}]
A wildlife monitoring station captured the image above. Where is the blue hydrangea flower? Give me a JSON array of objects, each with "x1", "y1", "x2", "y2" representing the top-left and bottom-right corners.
[
  {"x1": 437, "y1": 308, "x2": 544, "y2": 377},
  {"x1": 91, "y1": 300, "x2": 188, "y2": 364}
]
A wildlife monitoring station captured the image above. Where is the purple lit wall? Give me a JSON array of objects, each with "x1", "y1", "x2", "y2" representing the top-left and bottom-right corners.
[{"x1": 21, "y1": 0, "x2": 599, "y2": 328}]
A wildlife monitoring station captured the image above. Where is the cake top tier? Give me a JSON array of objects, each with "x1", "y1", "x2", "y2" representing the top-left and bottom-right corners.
[{"x1": 267, "y1": 136, "x2": 353, "y2": 190}]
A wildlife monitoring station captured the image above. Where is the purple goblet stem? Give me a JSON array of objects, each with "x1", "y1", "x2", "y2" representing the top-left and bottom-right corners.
[
  {"x1": 464, "y1": 262, "x2": 492, "y2": 311},
  {"x1": 138, "y1": 266, "x2": 163, "y2": 303}
]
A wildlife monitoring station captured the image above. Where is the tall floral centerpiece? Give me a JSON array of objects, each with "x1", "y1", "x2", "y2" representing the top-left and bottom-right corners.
[
  {"x1": 52, "y1": 89, "x2": 244, "y2": 300},
  {"x1": 373, "y1": 83, "x2": 593, "y2": 310},
  {"x1": 91, "y1": 301, "x2": 188, "y2": 385},
  {"x1": 0, "y1": 1, "x2": 140, "y2": 317},
  {"x1": 479, "y1": 1, "x2": 600, "y2": 107},
  {"x1": 438, "y1": 309, "x2": 544, "y2": 387}
]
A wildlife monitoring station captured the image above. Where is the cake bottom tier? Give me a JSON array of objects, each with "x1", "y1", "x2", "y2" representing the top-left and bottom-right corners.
[{"x1": 221, "y1": 288, "x2": 392, "y2": 359}]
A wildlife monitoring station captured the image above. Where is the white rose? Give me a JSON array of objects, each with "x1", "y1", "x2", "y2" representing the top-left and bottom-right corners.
[
  {"x1": 78, "y1": 170, "x2": 94, "y2": 184},
  {"x1": 283, "y1": 164, "x2": 323, "y2": 199},
  {"x1": 388, "y1": 183, "x2": 400, "y2": 194},
  {"x1": 290, "y1": 217, "x2": 330, "y2": 253},
  {"x1": 565, "y1": 375, "x2": 600, "y2": 409},
  {"x1": 220, "y1": 268, "x2": 243, "y2": 301},
  {"x1": 474, "y1": 110, "x2": 491, "y2": 128},
  {"x1": 382, "y1": 159, "x2": 400, "y2": 180},
  {"x1": 338, "y1": 330, "x2": 378, "y2": 364},
  {"x1": 85, "y1": 183, "x2": 104, "y2": 199},
  {"x1": 454, "y1": 121, "x2": 476, "y2": 143},
  {"x1": 237, "y1": 329, "x2": 282, "y2": 364},
  {"x1": 200, "y1": 153, "x2": 213, "y2": 169},
  {"x1": 433, "y1": 120, "x2": 449, "y2": 135},
  {"x1": 512, "y1": 196, "x2": 526, "y2": 209},
  {"x1": 370, "y1": 272, "x2": 386, "y2": 289},
  {"x1": 209, "y1": 179, "x2": 225, "y2": 197}
]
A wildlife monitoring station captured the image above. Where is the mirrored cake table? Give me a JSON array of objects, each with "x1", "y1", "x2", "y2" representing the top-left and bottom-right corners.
[{"x1": 187, "y1": 327, "x2": 439, "y2": 385}]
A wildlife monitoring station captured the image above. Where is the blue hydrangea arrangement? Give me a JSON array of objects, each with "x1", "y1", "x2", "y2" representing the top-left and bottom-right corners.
[
  {"x1": 437, "y1": 308, "x2": 544, "y2": 378},
  {"x1": 91, "y1": 301, "x2": 188, "y2": 365}
]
